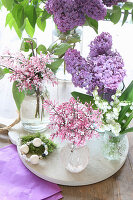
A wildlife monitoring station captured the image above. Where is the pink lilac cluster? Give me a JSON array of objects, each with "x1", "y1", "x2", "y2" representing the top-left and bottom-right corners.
[
  {"x1": 64, "y1": 32, "x2": 126, "y2": 94},
  {"x1": 43, "y1": 97, "x2": 102, "y2": 146},
  {"x1": 45, "y1": 0, "x2": 106, "y2": 32},
  {"x1": 103, "y1": 0, "x2": 127, "y2": 7},
  {"x1": 0, "y1": 51, "x2": 57, "y2": 92}
]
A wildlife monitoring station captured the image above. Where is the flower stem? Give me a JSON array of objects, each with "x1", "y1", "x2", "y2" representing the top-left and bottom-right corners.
[{"x1": 35, "y1": 88, "x2": 40, "y2": 118}]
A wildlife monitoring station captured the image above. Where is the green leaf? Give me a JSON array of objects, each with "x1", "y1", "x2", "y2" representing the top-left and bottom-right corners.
[
  {"x1": 131, "y1": 9, "x2": 133, "y2": 23},
  {"x1": 25, "y1": 18, "x2": 35, "y2": 38},
  {"x1": 41, "y1": 9, "x2": 51, "y2": 20},
  {"x1": 20, "y1": 38, "x2": 37, "y2": 52},
  {"x1": 12, "y1": 81, "x2": 25, "y2": 111},
  {"x1": 24, "y1": 5, "x2": 37, "y2": 28},
  {"x1": 71, "y1": 91, "x2": 97, "y2": 109},
  {"x1": 12, "y1": 4, "x2": 24, "y2": 28},
  {"x1": 84, "y1": 16, "x2": 98, "y2": 34},
  {"x1": 47, "y1": 58, "x2": 64, "y2": 73},
  {"x1": 37, "y1": 17, "x2": 46, "y2": 31},
  {"x1": 118, "y1": 81, "x2": 133, "y2": 130},
  {"x1": 2, "y1": 0, "x2": 14, "y2": 10},
  {"x1": 110, "y1": 6, "x2": 121, "y2": 24},
  {"x1": 66, "y1": 34, "x2": 80, "y2": 44},
  {"x1": 53, "y1": 43, "x2": 71, "y2": 55},
  {"x1": 47, "y1": 43, "x2": 58, "y2": 53},
  {"x1": 5, "y1": 12, "x2": 13, "y2": 28},
  {"x1": 3, "y1": 68, "x2": 11, "y2": 74},
  {"x1": 0, "y1": 68, "x2": 5, "y2": 79},
  {"x1": 36, "y1": 44, "x2": 47, "y2": 54},
  {"x1": 120, "y1": 127, "x2": 133, "y2": 134},
  {"x1": 5, "y1": 13, "x2": 22, "y2": 38},
  {"x1": 122, "y1": 2, "x2": 133, "y2": 10},
  {"x1": 122, "y1": 10, "x2": 128, "y2": 25}
]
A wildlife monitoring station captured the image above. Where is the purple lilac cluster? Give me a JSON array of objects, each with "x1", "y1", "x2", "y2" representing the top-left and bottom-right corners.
[
  {"x1": 103, "y1": 0, "x2": 127, "y2": 7},
  {"x1": 89, "y1": 32, "x2": 112, "y2": 58},
  {"x1": 86, "y1": 52, "x2": 126, "y2": 93},
  {"x1": 45, "y1": 0, "x2": 106, "y2": 32},
  {"x1": 64, "y1": 49, "x2": 90, "y2": 88},
  {"x1": 64, "y1": 32, "x2": 126, "y2": 95}
]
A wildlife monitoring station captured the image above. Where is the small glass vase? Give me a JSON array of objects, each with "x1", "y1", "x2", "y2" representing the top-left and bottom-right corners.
[
  {"x1": 102, "y1": 131, "x2": 126, "y2": 160},
  {"x1": 20, "y1": 88, "x2": 50, "y2": 133},
  {"x1": 60, "y1": 143, "x2": 89, "y2": 173}
]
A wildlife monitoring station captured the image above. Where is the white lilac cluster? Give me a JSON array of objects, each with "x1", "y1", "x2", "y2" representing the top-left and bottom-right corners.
[{"x1": 93, "y1": 88, "x2": 133, "y2": 136}]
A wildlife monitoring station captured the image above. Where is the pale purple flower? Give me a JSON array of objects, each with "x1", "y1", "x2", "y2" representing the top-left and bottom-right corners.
[{"x1": 89, "y1": 32, "x2": 112, "y2": 58}]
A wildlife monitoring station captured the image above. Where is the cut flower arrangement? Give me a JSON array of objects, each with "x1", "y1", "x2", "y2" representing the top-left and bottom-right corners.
[{"x1": 0, "y1": 41, "x2": 57, "y2": 132}]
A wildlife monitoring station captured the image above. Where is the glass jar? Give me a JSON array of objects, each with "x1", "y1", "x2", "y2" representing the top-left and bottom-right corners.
[
  {"x1": 60, "y1": 143, "x2": 89, "y2": 173},
  {"x1": 102, "y1": 131, "x2": 127, "y2": 160},
  {"x1": 20, "y1": 87, "x2": 50, "y2": 133}
]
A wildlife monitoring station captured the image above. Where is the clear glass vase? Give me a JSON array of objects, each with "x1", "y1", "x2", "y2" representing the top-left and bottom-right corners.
[
  {"x1": 20, "y1": 88, "x2": 50, "y2": 133},
  {"x1": 60, "y1": 143, "x2": 89, "y2": 173},
  {"x1": 102, "y1": 131, "x2": 127, "y2": 160}
]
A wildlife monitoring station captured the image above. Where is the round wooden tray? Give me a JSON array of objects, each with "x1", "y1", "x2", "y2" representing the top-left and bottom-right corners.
[{"x1": 9, "y1": 124, "x2": 129, "y2": 186}]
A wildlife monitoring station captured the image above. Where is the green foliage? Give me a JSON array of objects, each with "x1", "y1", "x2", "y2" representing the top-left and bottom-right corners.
[
  {"x1": 25, "y1": 18, "x2": 35, "y2": 38},
  {"x1": 24, "y1": 5, "x2": 37, "y2": 28},
  {"x1": 84, "y1": 16, "x2": 98, "y2": 34},
  {"x1": 37, "y1": 16, "x2": 46, "y2": 31},
  {"x1": 122, "y1": 10, "x2": 129, "y2": 26},
  {"x1": 21, "y1": 133, "x2": 57, "y2": 155},
  {"x1": 2, "y1": 0, "x2": 14, "y2": 11},
  {"x1": 110, "y1": 6, "x2": 121, "y2": 24},
  {"x1": 12, "y1": 4, "x2": 25, "y2": 28},
  {"x1": 0, "y1": 67, "x2": 11, "y2": 80},
  {"x1": 1, "y1": 0, "x2": 51, "y2": 38},
  {"x1": 118, "y1": 81, "x2": 133, "y2": 132},
  {"x1": 71, "y1": 91, "x2": 97, "y2": 109},
  {"x1": 120, "y1": 127, "x2": 133, "y2": 134},
  {"x1": 53, "y1": 43, "x2": 71, "y2": 55},
  {"x1": 12, "y1": 81, "x2": 25, "y2": 111},
  {"x1": 47, "y1": 58, "x2": 64, "y2": 73},
  {"x1": 36, "y1": 44, "x2": 47, "y2": 54},
  {"x1": 0, "y1": 68, "x2": 5, "y2": 79},
  {"x1": 122, "y1": 2, "x2": 133, "y2": 10},
  {"x1": 20, "y1": 38, "x2": 37, "y2": 52}
]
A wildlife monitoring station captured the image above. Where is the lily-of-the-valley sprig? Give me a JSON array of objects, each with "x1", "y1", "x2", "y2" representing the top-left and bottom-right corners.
[
  {"x1": 72, "y1": 81, "x2": 133, "y2": 137},
  {"x1": 92, "y1": 88, "x2": 133, "y2": 136}
]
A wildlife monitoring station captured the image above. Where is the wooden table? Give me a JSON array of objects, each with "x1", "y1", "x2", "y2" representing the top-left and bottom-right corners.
[{"x1": 0, "y1": 129, "x2": 133, "y2": 200}]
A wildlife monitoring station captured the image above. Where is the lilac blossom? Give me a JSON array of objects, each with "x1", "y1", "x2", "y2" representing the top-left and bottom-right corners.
[
  {"x1": 89, "y1": 32, "x2": 112, "y2": 58},
  {"x1": 0, "y1": 52, "x2": 57, "y2": 92},
  {"x1": 46, "y1": 0, "x2": 107, "y2": 32},
  {"x1": 86, "y1": 52, "x2": 126, "y2": 93},
  {"x1": 103, "y1": 0, "x2": 127, "y2": 7},
  {"x1": 64, "y1": 38, "x2": 126, "y2": 94},
  {"x1": 43, "y1": 97, "x2": 102, "y2": 146}
]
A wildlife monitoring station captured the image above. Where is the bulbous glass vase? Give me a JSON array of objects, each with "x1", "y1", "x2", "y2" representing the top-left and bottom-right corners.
[
  {"x1": 102, "y1": 131, "x2": 127, "y2": 160},
  {"x1": 60, "y1": 143, "x2": 89, "y2": 173}
]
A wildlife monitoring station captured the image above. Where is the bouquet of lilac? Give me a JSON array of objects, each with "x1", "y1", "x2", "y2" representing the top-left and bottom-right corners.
[
  {"x1": 46, "y1": 0, "x2": 107, "y2": 32},
  {"x1": 64, "y1": 32, "x2": 126, "y2": 96}
]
